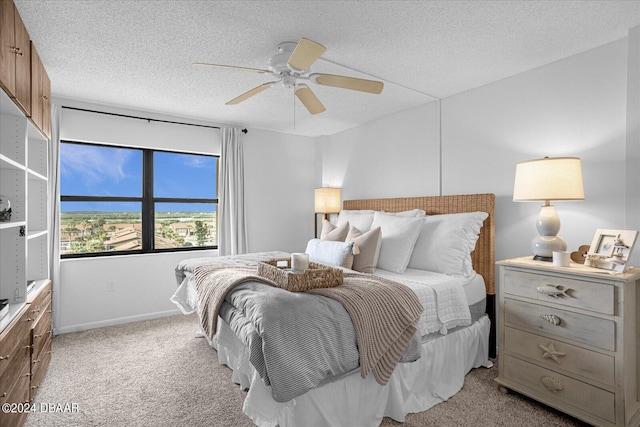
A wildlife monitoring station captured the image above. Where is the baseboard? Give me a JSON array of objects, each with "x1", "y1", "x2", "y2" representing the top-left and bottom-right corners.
[{"x1": 54, "y1": 308, "x2": 183, "y2": 335}]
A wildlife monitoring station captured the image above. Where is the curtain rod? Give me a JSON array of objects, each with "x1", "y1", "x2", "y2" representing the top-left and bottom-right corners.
[{"x1": 61, "y1": 106, "x2": 248, "y2": 133}]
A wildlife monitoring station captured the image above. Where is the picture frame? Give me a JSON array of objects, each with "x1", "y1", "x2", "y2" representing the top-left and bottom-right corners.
[{"x1": 585, "y1": 229, "x2": 638, "y2": 273}]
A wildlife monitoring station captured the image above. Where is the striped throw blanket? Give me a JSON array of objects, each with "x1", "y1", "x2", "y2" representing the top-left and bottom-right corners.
[{"x1": 193, "y1": 265, "x2": 423, "y2": 387}]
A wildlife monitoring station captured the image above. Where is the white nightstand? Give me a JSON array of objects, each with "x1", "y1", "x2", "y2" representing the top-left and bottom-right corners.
[{"x1": 495, "y1": 256, "x2": 640, "y2": 427}]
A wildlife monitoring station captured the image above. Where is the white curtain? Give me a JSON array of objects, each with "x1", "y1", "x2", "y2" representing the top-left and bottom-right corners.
[
  {"x1": 218, "y1": 127, "x2": 248, "y2": 255},
  {"x1": 49, "y1": 105, "x2": 62, "y2": 335}
]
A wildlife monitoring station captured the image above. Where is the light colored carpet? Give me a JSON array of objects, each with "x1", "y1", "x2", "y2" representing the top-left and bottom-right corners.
[{"x1": 24, "y1": 314, "x2": 588, "y2": 427}]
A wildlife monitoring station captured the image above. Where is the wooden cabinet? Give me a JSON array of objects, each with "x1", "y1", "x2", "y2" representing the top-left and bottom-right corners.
[
  {"x1": 0, "y1": 304, "x2": 32, "y2": 427},
  {"x1": 0, "y1": 0, "x2": 31, "y2": 116},
  {"x1": 496, "y1": 257, "x2": 640, "y2": 427},
  {"x1": 0, "y1": 0, "x2": 50, "y2": 140},
  {"x1": 27, "y1": 281, "x2": 52, "y2": 402},
  {"x1": 0, "y1": 281, "x2": 51, "y2": 427},
  {"x1": 0, "y1": 3, "x2": 52, "y2": 424},
  {"x1": 30, "y1": 43, "x2": 50, "y2": 140}
]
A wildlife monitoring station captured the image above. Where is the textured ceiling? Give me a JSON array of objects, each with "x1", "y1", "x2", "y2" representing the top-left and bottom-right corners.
[{"x1": 13, "y1": 0, "x2": 640, "y2": 137}]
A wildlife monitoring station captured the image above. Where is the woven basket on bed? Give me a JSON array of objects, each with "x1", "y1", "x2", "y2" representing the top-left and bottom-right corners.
[{"x1": 257, "y1": 258, "x2": 343, "y2": 292}]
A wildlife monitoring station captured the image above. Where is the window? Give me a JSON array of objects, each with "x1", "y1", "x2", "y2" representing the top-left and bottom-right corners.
[{"x1": 60, "y1": 141, "x2": 218, "y2": 257}]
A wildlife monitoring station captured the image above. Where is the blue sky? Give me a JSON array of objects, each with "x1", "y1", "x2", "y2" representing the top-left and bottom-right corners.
[{"x1": 60, "y1": 143, "x2": 217, "y2": 212}]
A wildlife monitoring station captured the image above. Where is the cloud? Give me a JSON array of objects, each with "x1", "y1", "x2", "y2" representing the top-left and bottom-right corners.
[
  {"x1": 60, "y1": 144, "x2": 139, "y2": 189},
  {"x1": 183, "y1": 155, "x2": 214, "y2": 168}
]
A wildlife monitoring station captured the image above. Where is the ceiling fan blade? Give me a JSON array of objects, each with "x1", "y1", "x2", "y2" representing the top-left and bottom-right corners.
[
  {"x1": 193, "y1": 62, "x2": 272, "y2": 74},
  {"x1": 226, "y1": 82, "x2": 276, "y2": 105},
  {"x1": 295, "y1": 84, "x2": 326, "y2": 115},
  {"x1": 310, "y1": 73, "x2": 384, "y2": 94},
  {"x1": 287, "y1": 38, "x2": 327, "y2": 71}
]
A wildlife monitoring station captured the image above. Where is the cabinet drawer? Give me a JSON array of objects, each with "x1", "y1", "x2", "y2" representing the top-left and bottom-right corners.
[
  {"x1": 30, "y1": 336, "x2": 51, "y2": 402},
  {"x1": 504, "y1": 298, "x2": 615, "y2": 351},
  {"x1": 0, "y1": 334, "x2": 30, "y2": 399},
  {"x1": 0, "y1": 306, "x2": 34, "y2": 369},
  {"x1": 503, "y1": 354, "x2": 615, "y2": 424},
  {"x1": 504, "y1": 269, "x2": 614, "y2": 314},
  {"x1": 28, "y1": 281, "x2": 52, "y2": 320},
  {"x1": 31, "y1": 302, "x2": 51, "y2": 361},
  {"x1": 504, "y1": 327, "x2": 614, "y2": 387},
  {"x1": 0, "y1": 359, "x2": 30, "y2": 427}
]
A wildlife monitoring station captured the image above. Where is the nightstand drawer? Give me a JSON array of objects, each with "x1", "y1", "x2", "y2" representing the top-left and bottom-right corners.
[
  {"x1": 503, "y1": 354, "x2": 615, "y2": 424},
  {"x1": 504, "y1": 298, "x2": 615, "y2": 351},
  {"x1": 504, "y1": 327, "x2": 614, "y2": 387},
  {"x1": 504, "y1": 269, "x2": 614, "y2": 314}
]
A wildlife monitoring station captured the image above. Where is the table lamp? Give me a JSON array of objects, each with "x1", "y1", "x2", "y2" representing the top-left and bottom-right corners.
[
  {"x1": 513, "y1": 157, "x2": 584, "y2": 261},
  {"x1": 314, "y1": 187, "x2": 341, "y2": 237}
]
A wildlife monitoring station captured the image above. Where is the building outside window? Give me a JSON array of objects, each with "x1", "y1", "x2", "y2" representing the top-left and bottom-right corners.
[{"x1": 60, "y1": 141, "x2": 218, "y2": 257}]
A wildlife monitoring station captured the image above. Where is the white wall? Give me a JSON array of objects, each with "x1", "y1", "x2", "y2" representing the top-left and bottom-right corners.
[
  {"x1": 442, "y1": 38, "x2": 629, "y2": 264},
  {"x1": 55, "y1": 99, "x2": 315, "y2": 333},
  {"x1": 626, "y1": 26, "x2": 640, "y2": 267},
  {"x1": 321, "y1": 36, "x2": 635, "y2": 286},
  {"x1": 244, "y1": 128, "x2": 316, "y2": 253},
  {"x1": 320, "y1": 102, "x2": 441, "y2": 201}
]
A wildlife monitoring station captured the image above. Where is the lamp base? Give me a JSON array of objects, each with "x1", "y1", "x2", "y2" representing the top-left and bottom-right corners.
[{"x1": 532, "y1": 235, "x2": 567, "y2": 259}]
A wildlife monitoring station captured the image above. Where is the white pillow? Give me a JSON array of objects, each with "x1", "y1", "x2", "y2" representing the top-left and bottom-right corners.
[
  {"x1": 337, "y1": 210, "x2": 375, "y2": 232},
  {"x1": 346, "y1": 226, "x2": 382, "y2": 274},
  {"x1": 320, "y1": 220, "x2": 349, "y2": 241},
  {"x1": 381, "y1": 209, "x2": 426, "y2": 217},
  {"x1": 408, "y1": 212, "x2": 488, "y2": 276},
  {"x1": 305, "y1": 239, "x2": 355, "y2": 269},
  {"x1": 370, "y1": 212, "x2": 423, "y2": 273}
]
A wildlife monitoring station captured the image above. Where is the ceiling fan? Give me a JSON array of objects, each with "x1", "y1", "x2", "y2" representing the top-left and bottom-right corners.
[{"x1": 194, "y1": 38, "x2": 384, "y2": 115}]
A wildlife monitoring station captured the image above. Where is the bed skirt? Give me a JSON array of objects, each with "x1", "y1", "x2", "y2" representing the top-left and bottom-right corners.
[{"x1": 208, "y1": 314, "x2": 492, "y2": 427}]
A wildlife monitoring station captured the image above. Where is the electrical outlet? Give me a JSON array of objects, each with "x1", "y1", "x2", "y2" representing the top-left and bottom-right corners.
[{"x1": 106, "y1": 281, "x2": 116, "y2": 292}]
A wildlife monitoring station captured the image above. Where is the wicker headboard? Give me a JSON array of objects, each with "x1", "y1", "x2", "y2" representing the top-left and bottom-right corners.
[{"x1": 343, "y1": 193, "x2": 495, "y2": 296}]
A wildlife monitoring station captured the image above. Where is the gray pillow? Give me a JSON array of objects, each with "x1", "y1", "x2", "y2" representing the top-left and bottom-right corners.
[
  {"x1": 346, "y1": 226, "x2": 382, "y2": 274},
  {"x1": 320, "y1": 220, "x2": 349, "y2": 241}
]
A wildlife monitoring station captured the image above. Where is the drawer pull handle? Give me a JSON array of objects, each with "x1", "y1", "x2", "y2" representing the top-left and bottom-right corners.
[
  {"x1": 0, "y1": 354, "x2": 9, "y2": 361},
  {"x1": 541, "y1": 376, "x2": 563, "y2": 392},
  {"x1": 31, "y1": 385, "x2": 39, "y2": 390},
  {"x1": 31, "y1": 309, "x2": 40, "y2": 314},
  {"x1": 538, "y1": 342, "x2": 565, "y2": 363},
  {"x1": 540, "y1": 314, "x2": 561, "y2": 326},
  {"x1": 25, "y1": 318, "x2": 34, "y2": 322},
  {"x1": 536, "y1": 284, "x2": 571, "y2": 298},
  {"x1": 0, "y1": 392, "x2": 6, "y2": 398},
  {"x1": 34, "y1": 334, "x2": 43, "y2": 338}
]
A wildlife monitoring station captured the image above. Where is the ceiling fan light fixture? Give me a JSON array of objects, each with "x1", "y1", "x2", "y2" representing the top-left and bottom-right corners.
[{"x1": 196, "y1": 37, "x2": 384, "y2": 112}]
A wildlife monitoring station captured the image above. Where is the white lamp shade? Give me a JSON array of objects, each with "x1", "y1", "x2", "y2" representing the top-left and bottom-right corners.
[
  {"x1": 314, "y1": 187, "x2": 341, "y2": 213},
  {"x1": 513, "y1": 157, "x2": 585, "y2": 202}
]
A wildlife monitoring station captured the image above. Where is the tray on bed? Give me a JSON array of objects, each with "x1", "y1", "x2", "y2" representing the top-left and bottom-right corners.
[{"x1": 257, "y1": 258, "x2": 343, "y2": 292}]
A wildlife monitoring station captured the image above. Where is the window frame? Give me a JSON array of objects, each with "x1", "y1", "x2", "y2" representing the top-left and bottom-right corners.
[{"x1": 60, "y1": 140, "x2": 219, "y2": 258}]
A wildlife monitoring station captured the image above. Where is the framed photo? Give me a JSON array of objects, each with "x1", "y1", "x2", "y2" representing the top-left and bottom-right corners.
[{"x1": 585, "y1": 229, "x2": 638, "y2": 273}]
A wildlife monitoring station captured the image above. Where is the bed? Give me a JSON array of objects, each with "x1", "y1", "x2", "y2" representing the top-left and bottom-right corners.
[{"x1": 171, "y1": 193, "x2": 495, "y2": 427}]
